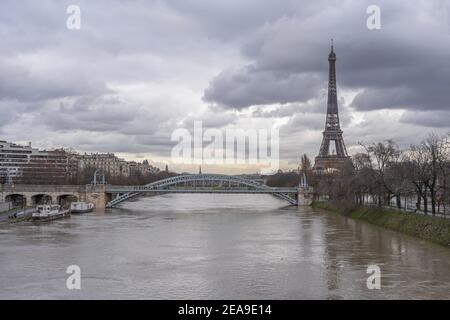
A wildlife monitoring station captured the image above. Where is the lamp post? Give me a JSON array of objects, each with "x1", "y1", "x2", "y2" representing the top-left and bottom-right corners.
[{"x1": 93, "y1": 170, "x2": 106, "y2": 185}]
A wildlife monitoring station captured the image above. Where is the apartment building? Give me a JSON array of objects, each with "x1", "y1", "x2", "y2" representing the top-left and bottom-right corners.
[
  {"x1": 1, "y1": 140, "x2": 161, "y2": 184},
  {"x1": 79, "y1": 153, "x2": 159, "y2": 177},
  {"x1": 0, "y1": 140, "x2": 77, "y2": 184},
  {"x1": 128, "y1": 160, "x2": 160, "y2": 176},
  {"x1": 78, "y1": 153, "x2": 130, "y2": 177}
]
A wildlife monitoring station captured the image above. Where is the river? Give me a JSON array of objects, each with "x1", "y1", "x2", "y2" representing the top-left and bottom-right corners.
[{"x1": 0, "y1": 194, "x2": 449, "y2": 299}]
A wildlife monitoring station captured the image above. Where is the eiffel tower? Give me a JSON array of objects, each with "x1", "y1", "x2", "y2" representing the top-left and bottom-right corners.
[{"x1": 313, "y1": 40, "x2": 351, "y2": 172}]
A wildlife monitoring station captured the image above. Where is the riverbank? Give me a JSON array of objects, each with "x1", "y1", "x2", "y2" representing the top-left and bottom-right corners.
[
  {"x1": 312, "y1": 202, "x2": 450, "y2": 248},
  {"x1": 0, "y1": 207, "x2": 20, "y2": 224},
  {"x1": 0, "y1": 207, "x2": 35, "y2": 225}
]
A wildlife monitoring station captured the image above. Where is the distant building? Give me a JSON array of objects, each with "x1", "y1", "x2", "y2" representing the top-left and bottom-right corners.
[
  {"x1": 140, "y1": 160, "x2": 160, "y2": 175},
  {"x1": 78, "y1": 153, "x2": 159, "y2": 177},
  {"x1": 0, "y1": 140, "x2": 77, "y2": 184},
  {"x1": 78, "y1": 153, "x2": 130, "y2": 177},
  {"x1": 127, "y1": 160, "x2": 160, "y2": 176},
  {"x1": 1, "y1": 140, "x2": 161, "y2": 184}
]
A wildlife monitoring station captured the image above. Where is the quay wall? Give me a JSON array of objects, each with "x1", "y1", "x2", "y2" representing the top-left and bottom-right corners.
[{"x1": 0, "y1": 184, "x2": 107, "y2": 209}]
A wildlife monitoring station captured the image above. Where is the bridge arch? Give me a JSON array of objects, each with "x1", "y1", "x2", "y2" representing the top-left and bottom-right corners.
[
  {"x1": 106, "y1": 174, "x2": 298, "y2": 207},
  {"x1": 31, "y1": 194, "x2": 53, "y2": 206},
  {"x1": 57, "y1": 194, "x2": 78, "y2": 208},
  {"x1": 5, "y1": 194, "x2": 27, "y2": 207}
]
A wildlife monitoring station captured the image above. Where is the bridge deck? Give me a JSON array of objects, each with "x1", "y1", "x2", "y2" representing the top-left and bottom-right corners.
[{"x1": 106, "y1": 187, "x2": 298, "y2": 194}]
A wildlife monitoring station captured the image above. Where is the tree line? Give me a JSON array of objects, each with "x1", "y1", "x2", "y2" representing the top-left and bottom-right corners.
[
  {"x1": 7, "y1": 133, "x2": 449, "y2": 216},
  {"x1": 312, "y1": 134, "x2": 450, "y2": 215}
]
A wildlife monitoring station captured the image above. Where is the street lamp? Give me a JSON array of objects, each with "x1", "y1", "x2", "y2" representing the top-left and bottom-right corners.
[{"x1": 92, "y1": 170, "x2": 106, "y2": 185}]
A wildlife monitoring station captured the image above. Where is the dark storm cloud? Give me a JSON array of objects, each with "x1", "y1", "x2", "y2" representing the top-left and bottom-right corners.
[
  {"x1": 36, "y1": 96, "x2": 136, "y2": 132},
  {"x1": 204, "y1": 0, "x2": 450, "y2": 112},
  {"x1": 203, "y1": 67, "x2": 323, "y2": 109},
  {"x1": 400, "y1": 110, "x2": 450, "y2": 128},
  {"x1": 164, "y1": 0, "x2": 326, "y2": 40}
]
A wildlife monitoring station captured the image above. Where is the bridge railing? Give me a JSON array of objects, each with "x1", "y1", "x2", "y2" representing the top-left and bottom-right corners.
[
  {"x1": 0, "y1": 184, "x2": 85, "y2": 193},
  {"x1": 106, "y1": 186, "x2": 298, "y2": 193}
]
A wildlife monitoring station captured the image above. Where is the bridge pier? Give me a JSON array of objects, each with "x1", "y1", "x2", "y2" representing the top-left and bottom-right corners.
[
  {"x1": 25, "y1": 194, "x2": 33, "y2": 206},
  {"x1": 297, "y1": 186, "x2": 313, "y2": 206},
  {"x1": 83, "y1": 185, "x2": 107, "y2": 210}
]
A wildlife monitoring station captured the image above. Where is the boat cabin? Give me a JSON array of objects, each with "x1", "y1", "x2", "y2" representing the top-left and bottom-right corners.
[{"x1": 36, "y1": 205, "x2": 60, "y2": 215}]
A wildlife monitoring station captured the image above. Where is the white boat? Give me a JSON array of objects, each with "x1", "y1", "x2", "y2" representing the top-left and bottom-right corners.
[
  {"x1": 32, "y1": 204, "x2": 70, "y2": 222},
  {"x1": 70, "y1": 202, "x2": 94, "y2": 214}
]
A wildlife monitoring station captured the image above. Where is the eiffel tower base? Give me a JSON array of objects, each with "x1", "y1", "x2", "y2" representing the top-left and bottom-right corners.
[{"x1": 313, "y1": 156, "x2": 352, "y2": 173}]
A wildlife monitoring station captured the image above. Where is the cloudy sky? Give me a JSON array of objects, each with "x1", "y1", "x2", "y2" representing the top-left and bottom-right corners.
[{"x1": 1, "y1": 0, "x2": 449, "y2": 173}]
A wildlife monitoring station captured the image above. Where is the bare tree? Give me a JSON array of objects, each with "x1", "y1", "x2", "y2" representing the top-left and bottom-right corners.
[
  {"x1": 422, "y1": 134, "x2": 449, "y2": 215},
  {"x1": 360, "y1": 140, "x2": 401, "y2": 207},
  {"x1": 352, "y1": 153, "x2": 374, "y2": 205},
  {"x1": 403, "y1": 143, "x2": 431, "y2": 214},
  {"x1": 313, "y1": 134, "x2": 450, "y2": 215}
]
